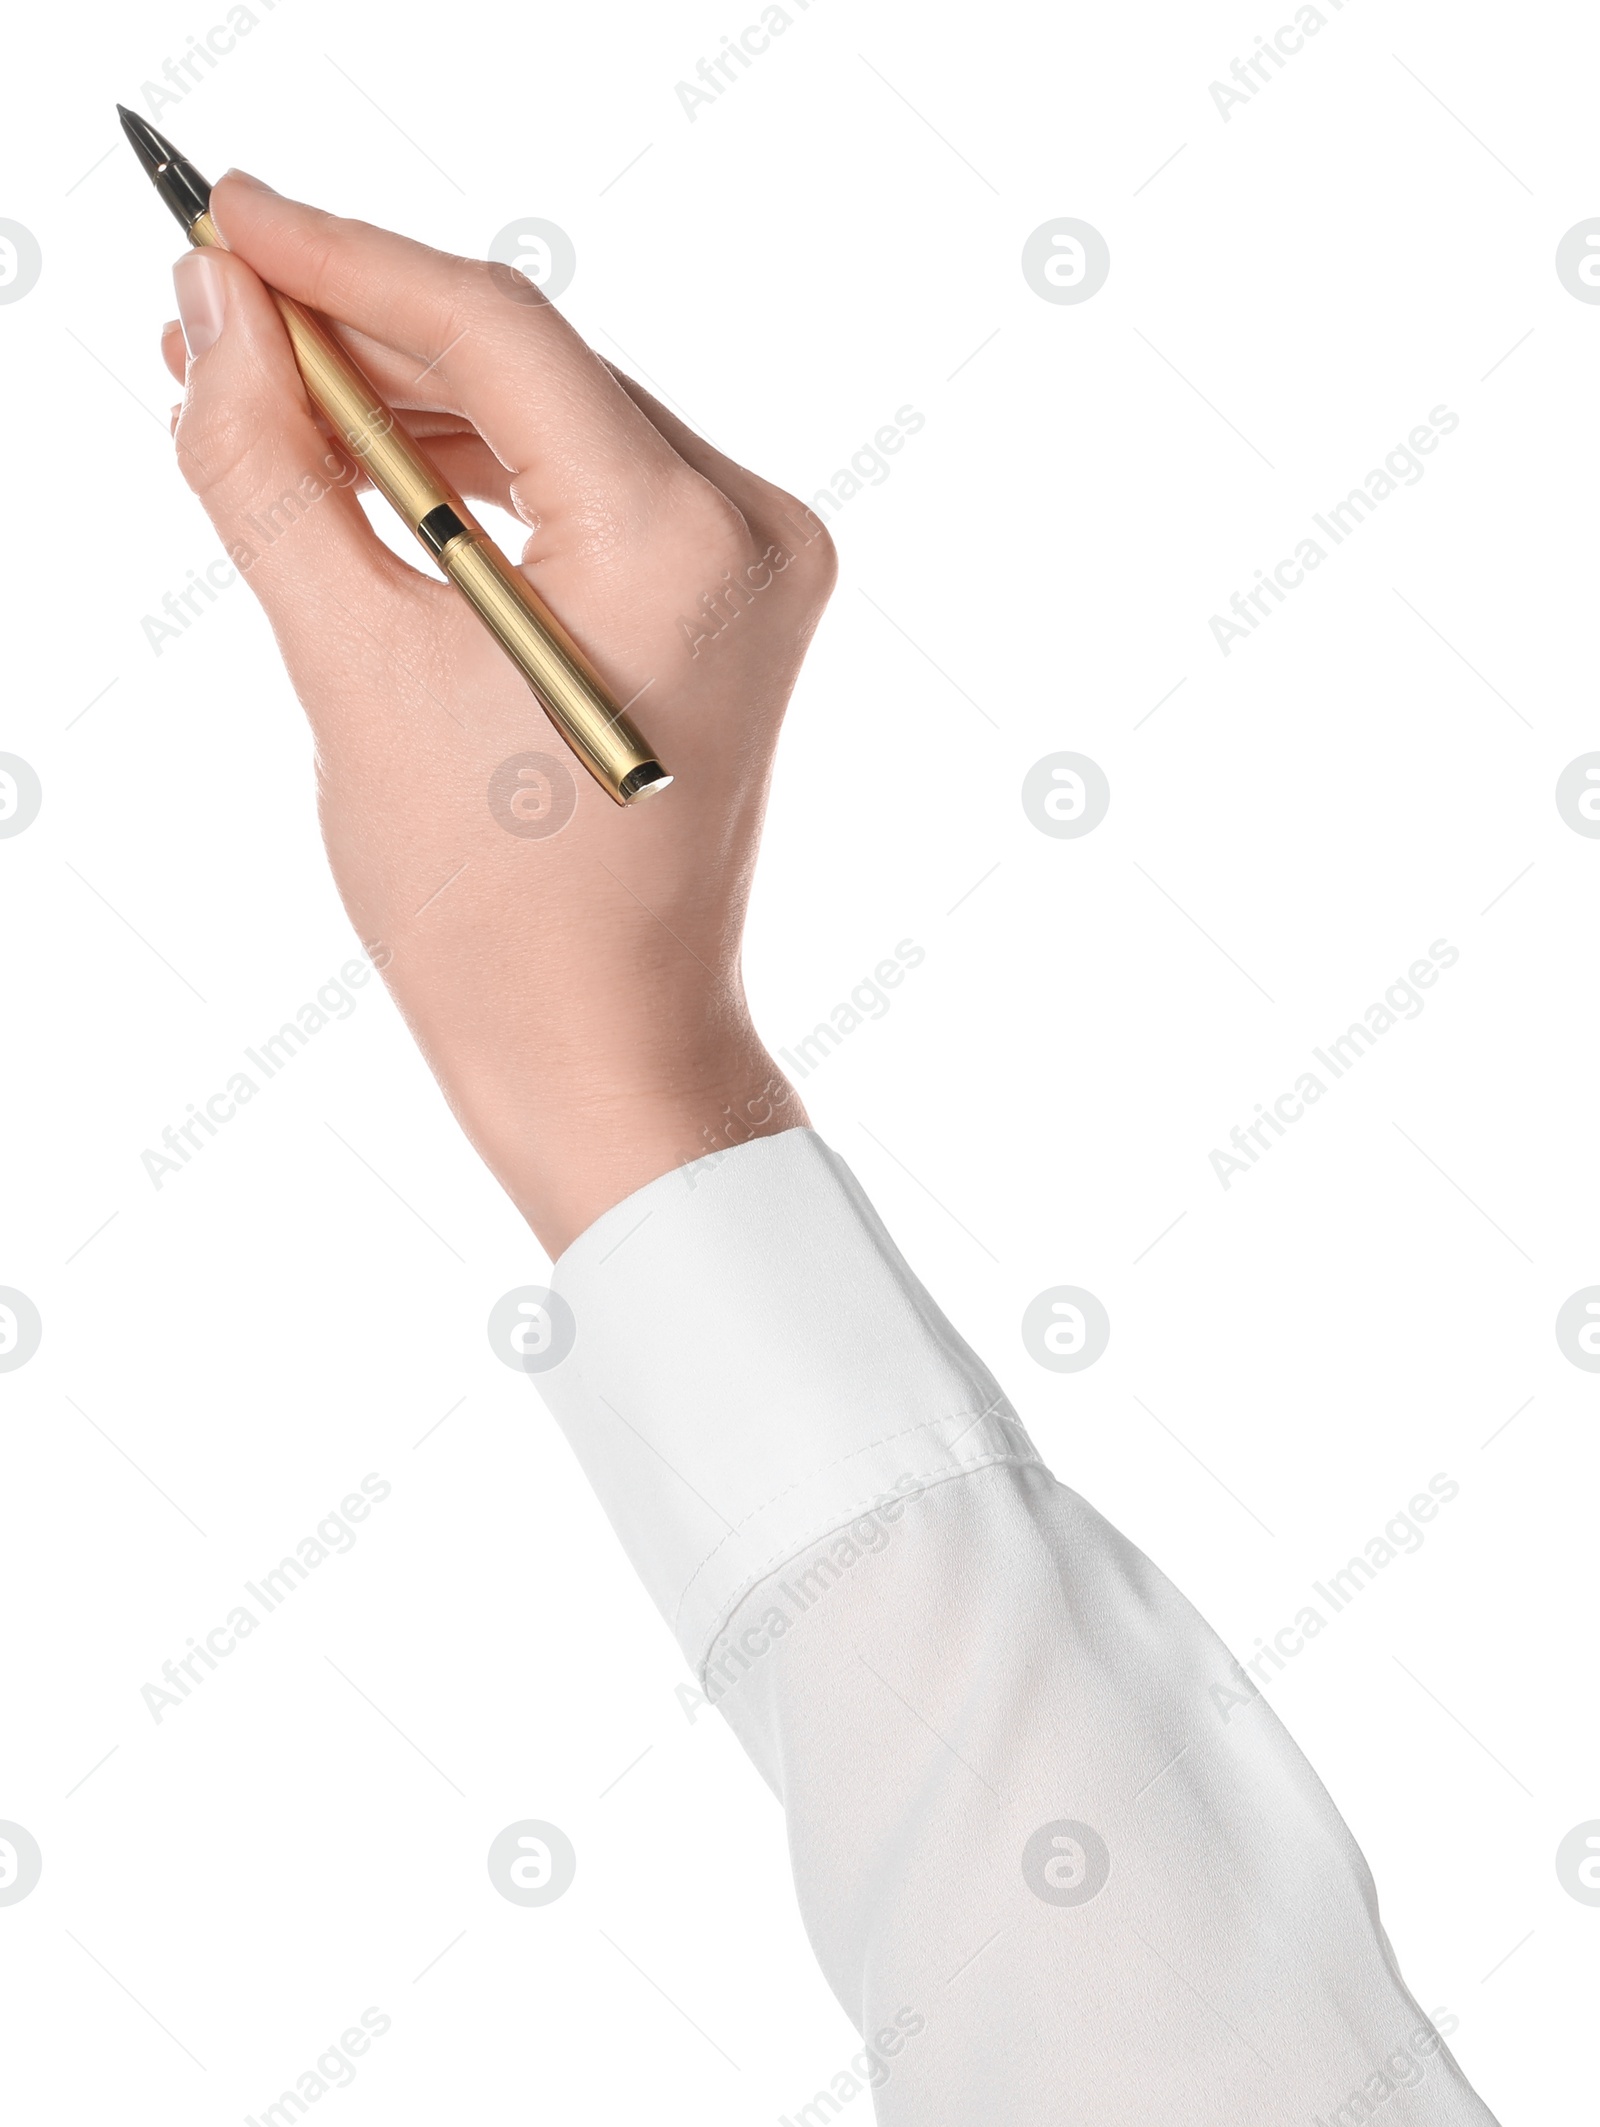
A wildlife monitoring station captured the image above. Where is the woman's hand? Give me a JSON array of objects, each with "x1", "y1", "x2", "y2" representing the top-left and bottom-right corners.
[{"x1": 162, "y1": 171, "x2": 835, "y2": 1254}]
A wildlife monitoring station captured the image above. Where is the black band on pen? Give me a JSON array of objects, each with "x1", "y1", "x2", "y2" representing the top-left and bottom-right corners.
[{"x1": 416, "y1": 503, "x2": 471, "y2": 558}]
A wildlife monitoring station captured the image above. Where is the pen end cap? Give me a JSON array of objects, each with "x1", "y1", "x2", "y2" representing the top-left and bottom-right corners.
[{"x1": 619, "y1": 763, "x2": 672, "y2": 803}]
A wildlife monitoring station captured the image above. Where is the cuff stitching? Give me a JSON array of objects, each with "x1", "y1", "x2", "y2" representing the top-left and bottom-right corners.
[
  {"x1": 691, "y1": 1446, "x2": 1045, "y2": 1678},
  {"x1": 667, "y1": 1399, "x2": 1037, "y2": 1619}
]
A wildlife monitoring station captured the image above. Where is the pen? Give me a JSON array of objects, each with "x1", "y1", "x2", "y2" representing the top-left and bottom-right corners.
[{"x1": 117, "y1": 107, "x2": 671, "y2": 808}]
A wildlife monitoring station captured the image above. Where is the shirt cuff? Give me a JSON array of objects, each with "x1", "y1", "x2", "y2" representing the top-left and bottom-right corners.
[{"x1": 535, "y1": 1127, "x2": 1042, "y2": 1674}]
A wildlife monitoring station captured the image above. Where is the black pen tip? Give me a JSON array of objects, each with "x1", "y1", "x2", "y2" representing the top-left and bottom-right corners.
[
  {"x1": 116, "y1": 104, "x2": 212, "y2": 228},
  {"x1": 116, "y1": 104, "x2": 179, "y2": 177}
]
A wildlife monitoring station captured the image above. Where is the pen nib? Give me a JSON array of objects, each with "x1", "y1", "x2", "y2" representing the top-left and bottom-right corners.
[
  {"x1": 116, "y1": 105, "x2": 182, "y2": 179},
  {"x1": 116, "y1": 104, "x2": 213, "y2": 230}
]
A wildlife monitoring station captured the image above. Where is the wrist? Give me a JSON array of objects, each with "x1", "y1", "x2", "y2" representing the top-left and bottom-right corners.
[{"x1": 486, "y1": 1034, "x2": 808, "y2": 1257}]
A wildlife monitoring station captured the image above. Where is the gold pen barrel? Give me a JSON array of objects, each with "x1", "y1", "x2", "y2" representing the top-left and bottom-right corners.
[
  {"x1": 433, "y1": 531, "x2": 662, "y2": 798},
  {"x1": 187, "y1": 210, "x2": 668, "y2": 805}
]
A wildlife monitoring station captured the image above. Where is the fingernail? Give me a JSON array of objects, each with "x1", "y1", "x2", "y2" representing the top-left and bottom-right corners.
[
  {"x1": 173, "y1": 250, "x2": 226, "y2": 359},
  {"x1": 219, "y1": 166, "x2": 276, "y2": 195}
]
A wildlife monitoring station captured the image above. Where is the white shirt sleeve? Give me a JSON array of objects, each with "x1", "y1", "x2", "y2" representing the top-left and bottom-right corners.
[{"x1": 536, "y1": 1128, "x2": 1500, "y2": 2125}]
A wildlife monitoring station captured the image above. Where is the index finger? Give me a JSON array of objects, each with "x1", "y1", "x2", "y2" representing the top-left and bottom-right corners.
[{"x1": 208, "y1": 170, "x2": 685, "y2": 520}]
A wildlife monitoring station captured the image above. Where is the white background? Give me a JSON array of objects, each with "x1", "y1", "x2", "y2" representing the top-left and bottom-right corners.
[{"x1": 2, "y1": 0, "x2": 1595, "y2": 2117}]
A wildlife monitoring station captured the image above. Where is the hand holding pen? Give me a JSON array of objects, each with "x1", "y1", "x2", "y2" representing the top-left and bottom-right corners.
[
  {"x1": 123, "y1": 109, "x2": 669, "y2": 806},
  {"x1": 143, "y1": 160, "x2": 837, "y2": 1252}
]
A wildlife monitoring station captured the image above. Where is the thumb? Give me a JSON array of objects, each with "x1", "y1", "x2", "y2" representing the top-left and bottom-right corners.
[{"x1": 170, "y1": 247, "x2": 425, "y2": 652}]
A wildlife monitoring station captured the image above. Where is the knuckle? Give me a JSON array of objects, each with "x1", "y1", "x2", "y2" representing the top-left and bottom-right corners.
[
  {"x1": 569, "y1": 467, "x2": 749, "y2": 575},
  {"x1": 284, "y1": 216, "x2": 349, "y2": 309},
  {"x1": 173, "y1": 396, "x2": 273, "y2": 503},
  {"x1": 412, "y1": 252, "x2": 496, "y2": 352},
  {"x1": 672, "y1": 474, "x2": 754, "y2": 568},
  {"x1": 768, "y1": 489, "x2": 838, "y2": 596},
  {"x1": 455, "y1": 254, "x2": 506, "y2": 311},
  {"x1": 788, "y1": 517, "x2": 839, "y2": 596}
]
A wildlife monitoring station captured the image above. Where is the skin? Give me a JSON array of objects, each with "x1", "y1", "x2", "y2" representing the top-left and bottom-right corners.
[{"x1": 162, "y1": 170, "x2": 835, "y2": 1255}]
